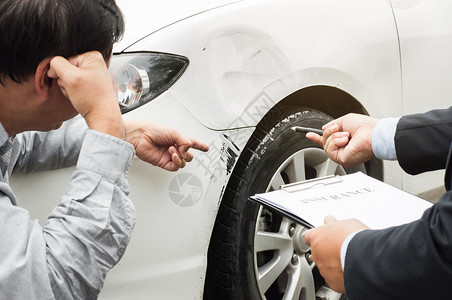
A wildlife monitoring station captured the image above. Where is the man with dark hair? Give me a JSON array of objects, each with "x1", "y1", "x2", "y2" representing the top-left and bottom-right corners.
[
  {"x1": 0, "y1": 0, "x2": 124, "y2": 83},
  {"x1": 0, "y1": 0, "x2": 208, "y2": 299}
]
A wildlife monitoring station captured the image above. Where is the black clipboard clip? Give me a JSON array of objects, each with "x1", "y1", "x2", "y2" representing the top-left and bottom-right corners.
[{"x1": 280, "y1": 175, "x2": 343, "y2": 193}]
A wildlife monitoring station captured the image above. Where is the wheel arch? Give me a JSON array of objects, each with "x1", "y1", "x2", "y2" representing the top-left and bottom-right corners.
[
  {"x1": 277, "y1": 85, "x2": 369, "y2": 119},
  {"x1": 251, "y1": 85, "x2": 383, "y2": 182},
  {"x1": 269, "y1": 85, "x2": 383, "y2": 180},
  {"x1": 228, "y1": 65, "x2": 376, "y2": 132}
]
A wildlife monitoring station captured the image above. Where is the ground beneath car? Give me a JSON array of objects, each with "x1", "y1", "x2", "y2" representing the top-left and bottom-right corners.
[{"x1": 419, "y1": 186, "x2": 446, "y2": 204}]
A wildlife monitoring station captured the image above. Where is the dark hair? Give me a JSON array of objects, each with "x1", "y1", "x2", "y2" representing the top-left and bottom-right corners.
[{"x1": 0, "y1": 0, "x2": 124, "y2": 84}]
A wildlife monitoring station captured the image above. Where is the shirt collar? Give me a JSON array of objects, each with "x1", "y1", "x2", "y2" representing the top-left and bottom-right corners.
[{"x1": 0, "y1": 122, "x2": 9, "y2": 147}]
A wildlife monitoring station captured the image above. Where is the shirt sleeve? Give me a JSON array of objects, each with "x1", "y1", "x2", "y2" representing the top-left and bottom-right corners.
[
  {"x1": 340, "y1": 230, "x2": 363, "y2": 271},
  {"x1": 13, "y1": 116, "x2": 88, "y2": 174},
  {"x1": 371, "y1": 117, "x2": 400, "y2": 161},
  {"x1": 0, "y1": 130, "x2": 136, "y2": 300}
]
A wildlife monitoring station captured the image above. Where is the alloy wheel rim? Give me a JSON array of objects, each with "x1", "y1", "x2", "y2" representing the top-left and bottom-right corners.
[{"x1": 254, "y1": 148, "x2": 346, "y2": 299}]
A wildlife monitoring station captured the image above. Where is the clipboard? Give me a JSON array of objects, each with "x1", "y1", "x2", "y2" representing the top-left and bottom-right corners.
[
  {"x1": 280, "y1": 175, "x2": 342, "y2": 193},
  {"x1": 250, "y1": 172, "x2": 432, "y2": 229}
]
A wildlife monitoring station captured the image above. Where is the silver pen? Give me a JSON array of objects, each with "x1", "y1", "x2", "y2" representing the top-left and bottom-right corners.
[{"x1": 291, "y1": 126, "x2": 323, "y2": 136}]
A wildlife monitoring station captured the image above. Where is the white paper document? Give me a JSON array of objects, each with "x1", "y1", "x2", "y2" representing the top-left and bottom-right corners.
[{"x1": 252, "y1": 172, "x2": 432, "y2": 229}]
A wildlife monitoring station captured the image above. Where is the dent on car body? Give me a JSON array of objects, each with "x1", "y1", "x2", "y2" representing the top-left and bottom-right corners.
[{"x1": 204, "y1": 29, "x2": 292, "y2": 124}]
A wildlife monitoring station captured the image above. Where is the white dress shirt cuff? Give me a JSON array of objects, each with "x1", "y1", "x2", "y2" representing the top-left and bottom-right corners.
[
  {"x1": 340, "y1": 230, "x2": 364, "y2": 271},
  {"x1": 371, "y1": 117, "x2": 400, "y2": 160}
]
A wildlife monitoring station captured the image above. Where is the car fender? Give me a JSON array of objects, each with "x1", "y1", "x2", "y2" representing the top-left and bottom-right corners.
[{"x1": 124, "y1": 0, "x2": 402, "y2": 129}]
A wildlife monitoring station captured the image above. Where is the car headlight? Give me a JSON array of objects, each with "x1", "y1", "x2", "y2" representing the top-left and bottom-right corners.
[{"x1": 109, "y1": 52, "x2": 189, "y2": 114}]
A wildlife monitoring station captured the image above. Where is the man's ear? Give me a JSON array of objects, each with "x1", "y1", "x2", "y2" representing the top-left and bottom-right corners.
[{"x1": 34, "y1": 58, "x2": 54, "y2": 100}]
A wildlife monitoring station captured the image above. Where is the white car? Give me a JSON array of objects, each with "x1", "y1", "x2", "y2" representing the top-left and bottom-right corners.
[{"x1": 11, "y1": 0, "x2": 451, "y2": 299}]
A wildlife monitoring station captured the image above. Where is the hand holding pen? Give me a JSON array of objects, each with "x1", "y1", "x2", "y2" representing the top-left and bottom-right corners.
[{"x1": 300, "y1": 114, "x2": 379, "y2": 168}]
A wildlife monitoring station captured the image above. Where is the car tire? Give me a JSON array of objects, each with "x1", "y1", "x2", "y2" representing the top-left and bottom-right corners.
[{"x1": 205, "y1": 105, "x2": 380, "y2": 300}]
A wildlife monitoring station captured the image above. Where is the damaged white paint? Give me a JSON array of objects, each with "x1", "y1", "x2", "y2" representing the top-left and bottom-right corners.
[
  {"x1": 204, "y1": 29, "x2": 292, "y2": 119},
  {"x1": 126, "y1": 0, "x2": 402, "y2": 129}
]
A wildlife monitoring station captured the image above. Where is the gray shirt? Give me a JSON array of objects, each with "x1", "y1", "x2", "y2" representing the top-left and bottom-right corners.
[{"x1": 0, "y1": 118, "x2": 136, "y2": 299}]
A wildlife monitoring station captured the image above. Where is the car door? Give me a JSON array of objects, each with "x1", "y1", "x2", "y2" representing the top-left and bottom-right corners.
[
  {"x1": 390, "y1": 0, "x2": 452, "y2": 196},
  {"x1": 390, "y1": 0, "x2": 452, "y2": 113}
]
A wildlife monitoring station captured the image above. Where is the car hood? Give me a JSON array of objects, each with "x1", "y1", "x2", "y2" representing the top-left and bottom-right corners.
[{"x1": 114, "y1": 0, "x2": 242, "y2": 53}]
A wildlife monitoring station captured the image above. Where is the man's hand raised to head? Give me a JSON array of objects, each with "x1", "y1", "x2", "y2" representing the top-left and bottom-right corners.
[
  {"x1": 48, "y1": 51, "x2": 123, "y2": 139},
  {"x1": 48, "y1": 51, "x2": 210, "y2": 172}
]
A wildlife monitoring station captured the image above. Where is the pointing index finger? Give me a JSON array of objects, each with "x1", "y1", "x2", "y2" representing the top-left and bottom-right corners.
[
  {"x1": 190, "y1": 139, "x2": 209, "y2": 152},
  {"x1": 179, "y1": 139, "x2": 209, "y2": 154}
]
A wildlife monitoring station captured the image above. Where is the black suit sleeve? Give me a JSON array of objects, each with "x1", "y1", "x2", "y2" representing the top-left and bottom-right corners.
[
  {"x1": 395, "y1": 107, "x2": 452, "y2": 175},
  {"x1": 344, "y1": 107, "x2": 452, "y2": 299},
  {"x1": 344, "y1": 191, "x2": 452, "y2": 300}
]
